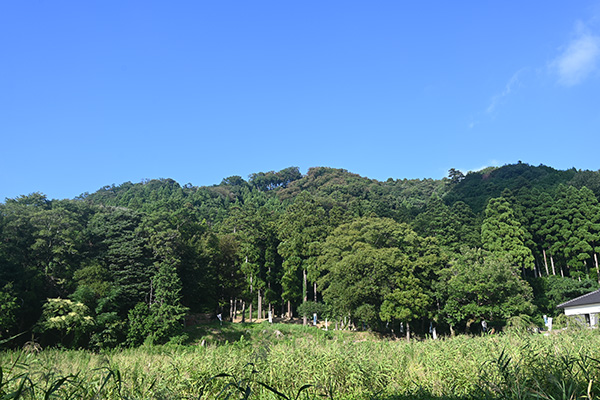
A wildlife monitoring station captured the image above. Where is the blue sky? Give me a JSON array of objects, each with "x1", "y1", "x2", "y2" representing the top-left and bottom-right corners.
[{"x1": 2, "y1": 2, "x2": 600, "y2": 201}]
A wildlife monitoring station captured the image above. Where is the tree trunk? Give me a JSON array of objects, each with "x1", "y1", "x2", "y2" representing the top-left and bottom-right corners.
[
  {"x1": 543, "y1": 249, "x2": 549, "y2": 276},
  {"x1": 595, "y1": 253, "x2": 599, "y2": 284},
  {"x1": 406, "y1": 321, "x2": 410, "y2": 342},
  {"x1": 257, "y1": 289, "x2": 262, "y2": 320},
  {"x1": 560, "y1": 265, "x2": 564, "y2": 278},
  {"x1": 303, "y1": 269, "x2": 307, "y2": 326},
  {"x1": 550, "y1": 254, "x2": 556, "y2": 276},
  {"x1": 249, "y1": 274, "x2": 253, "y2": 323},
  {"x1": 229, "y1": 298, "x2": 234, "y2": 322},
  {"x1": 241, "y1": 301, "x2": 246, "y2": 323},
  {"x1": 450, "y1": 324, "x2": 455, "y2": 337},
  {"x1": 314, "y1": 281, "x2": 317, "y2": 302},
  {"x1": 287, "y1": 300, "x2": 292, "y2": 319}
]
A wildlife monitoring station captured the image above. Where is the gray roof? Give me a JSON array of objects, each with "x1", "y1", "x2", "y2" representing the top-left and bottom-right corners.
[{"x1": 557, "y1": 289, "x2": 600, "y2": 309}]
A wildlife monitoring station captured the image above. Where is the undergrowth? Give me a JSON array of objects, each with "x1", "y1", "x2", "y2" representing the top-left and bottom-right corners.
[{"x1": 2, "y1": 324, "x2": 600, "y2": 399}]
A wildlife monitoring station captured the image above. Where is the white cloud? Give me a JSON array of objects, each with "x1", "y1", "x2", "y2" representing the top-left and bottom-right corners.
[
  {"x1": 455, "y1": 160, "x2": 502, "y2": 175},
  {"x1": 467, "y1": 117, "x2": 479, "y2": 129},
  {"x1": 486, "y1": 70, "x2": 524, "y2": 114},
  {"x1": 551, "y1": 21, "x2": 600, "y2": 86}
]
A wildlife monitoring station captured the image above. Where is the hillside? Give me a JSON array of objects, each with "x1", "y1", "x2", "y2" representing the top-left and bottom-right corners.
[{"x1": 2, "y1": 162, "x2": 600, "y2": 349}]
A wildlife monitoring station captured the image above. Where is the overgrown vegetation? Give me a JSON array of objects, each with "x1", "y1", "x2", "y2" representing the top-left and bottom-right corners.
[{"x1": 2, "y1": 326, "x2": 600, "y2": 399}]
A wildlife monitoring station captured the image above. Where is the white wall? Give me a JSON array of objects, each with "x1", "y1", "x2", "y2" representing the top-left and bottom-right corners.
[{"x1": 564, "y1": 303, "x2": 600, "y2": 316}]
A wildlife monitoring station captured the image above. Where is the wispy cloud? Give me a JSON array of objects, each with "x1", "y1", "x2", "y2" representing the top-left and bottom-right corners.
[
  {"x1": 451, "y1": 160, "x2": 502, "y2": 176},
  {"x1": 467, "y1": 70, "x2": 524, "y2": 129},
  {"x1": 470, "y1": 15, "x2": 600, "y2": 129},
  {"x1": 463, "y1": 160, "x2": 501, "y2": 174},
  {"x1": 551, "y1": 21, "x2": 600, "y2": 86},
  {"x1": 486, "y1": 70, "x2": 524, "y2": 115}
]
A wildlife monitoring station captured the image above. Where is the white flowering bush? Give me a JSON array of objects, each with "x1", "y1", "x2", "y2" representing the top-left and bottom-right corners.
[{"x1": 37, "y1": 298, "x2": 94, "y2": 346}]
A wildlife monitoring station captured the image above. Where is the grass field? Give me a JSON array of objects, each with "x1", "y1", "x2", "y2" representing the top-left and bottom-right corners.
[{"x1": 2, "y1": 323, "x2": 600, "y2": 399}]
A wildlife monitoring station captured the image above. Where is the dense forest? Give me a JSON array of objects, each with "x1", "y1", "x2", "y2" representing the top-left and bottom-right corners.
[{"x1": 2, "y1": 162, "x2": 600, "y2": 349}]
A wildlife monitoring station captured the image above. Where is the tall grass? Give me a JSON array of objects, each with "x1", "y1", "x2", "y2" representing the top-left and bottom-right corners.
[{"x1": 3, "y1": 324, "x2": 600, "y2": 399}]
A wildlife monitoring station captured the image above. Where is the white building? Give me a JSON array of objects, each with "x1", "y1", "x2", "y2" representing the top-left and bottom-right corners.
[{"x1": 557, "y1": 289, "x2": 600, "y2": 327}]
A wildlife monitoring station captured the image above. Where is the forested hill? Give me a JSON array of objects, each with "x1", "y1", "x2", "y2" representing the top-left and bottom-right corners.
[{"x1": 2, "y1": 162, "x2": 600, "y2": 348}]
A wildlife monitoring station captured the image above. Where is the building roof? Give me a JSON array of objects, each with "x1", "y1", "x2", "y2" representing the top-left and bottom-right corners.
[{"x1": 557, "y1": 289, "x2": 600, "y2": 309}]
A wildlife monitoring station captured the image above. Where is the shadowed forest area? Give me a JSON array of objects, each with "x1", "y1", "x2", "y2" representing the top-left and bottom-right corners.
[{"x1": 2, "y1": 162, "x2": 600, "y2": 349}]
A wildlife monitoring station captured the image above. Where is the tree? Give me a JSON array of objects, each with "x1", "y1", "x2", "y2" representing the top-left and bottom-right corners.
[
  {"x1": 537, "y1": 185, "x2": 600, "y2": 278},
  {"x1": 87, "y1": 207, "x2": 153, "y2": 315},
  {"x1": 437, "y1": 249, "x2": 534, "y2": 333},
  {"x1": 0, "y1": 195, "x2": 94, "y2": 334},
  {"x1": 532, "y1": 275, "x2": 598, "y2": 317},
  {"x1": 481, "y1": 197, "x2": 534, "y2": 270},
  {"x1": 221, "y1": 197, "x2": 283, "y2": 321},
  {"x1": 448, "y1": 168, "x2": 465, "y2": 184},
  {"x1": 319, "y1": 217, "x2": 440, "y2": 335},
  {"x1": 0, "y1": 283, "x2": 19, "y2": 338},
  {"x1": 278, "y1": 192, "x2": 328, "y2": 323}
]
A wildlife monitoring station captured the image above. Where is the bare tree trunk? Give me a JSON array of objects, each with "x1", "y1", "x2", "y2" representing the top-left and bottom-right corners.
[
  {"x1": 287, "y1": 300, "x2": 292, "y2": 319},
  {"x1": 314, "y1": 281, "x2": 317, "y2": 302},
  {"x1": 595, "y1": 253, "x2": 600, "y2": 284},
  {"x1": 450, "y1": 324, "x2": 455, "y2": 337},
  {"x1": 551, "y1": 254, "x2": 556, "y2": 276},
  {"x1": 233, "y1": 299, "x2": 238, "y2": 322},
  {"x1": 406, "y1": 321, "x2": 410, "y2": 342},
  {"x1": 560, "y1": 265, "x2": 564, "y2": 278},
  {"x1": 543, "y1": 249, "x2": 549, "y2": 276},
  {"x1": 303, "y1": 269, "x2": 307, "y2": 326},
  {"x1": 241, "y1": 301, "x2": 246, "y2": 323},
  {"x1": 249, "y1": 274, "x2": 253, "y2": 322},
  {"x1": 257, "y1": 289, "x2": 262, "y2": 320},
  {"x1": 229, "y1": 298, "x2": 234, "y2": 322}
]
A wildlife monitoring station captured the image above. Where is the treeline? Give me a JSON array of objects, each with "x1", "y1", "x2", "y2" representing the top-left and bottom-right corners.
[{"x1": 2, "y1": 163, "x2": 600, "y2": 348}]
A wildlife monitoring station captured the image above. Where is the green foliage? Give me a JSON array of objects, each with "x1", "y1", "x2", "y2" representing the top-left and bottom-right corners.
[
  {"x1": 0, "y1": 283, "x2": 19, "y2": 338},
  {"x1": 444, "y1": 162, "x2": 577, "y2": 213},
  {"x1": 249, "y1": 166, "x2": 302, "y2": 191},
  {"x1": 296, "y1": 301, "x2": 330, "y2": 319},
  {"x1": 532, "y1": 275, "x2": 599, "y2": 317},
  {"x1": 90, "y1": 288, "x2": 126, "y2": 349},
  {"x1": 36, "y1": 298, "x2": 94, "y2": 347},
  {"x1": 481, "y1": 197, "x2": 534, "y2": 270},
  {"x1": 4, "y1": 163, "x2": 600, "y2": 347},
  {"x1": 437, "y1": 249, "x2": 534, "y2": 330},
  {"x1": 126, "y1": 302, "x2": 152, "y2": 346},
  {"x1": 413, "y1": 194, "x2": 480, "y2": 252},
  {"x1": 448, "y1": 168, "x2": 465, "y2": 184},
  {"x1": 320, "y1": 217, "x2": 441, "y2": 329},
  {"x1": 88, "y1": 207, "x2": 153, "y2": 314},
  {"x1": 4, "y1": 330, "x2": 600, "y2": 399}
]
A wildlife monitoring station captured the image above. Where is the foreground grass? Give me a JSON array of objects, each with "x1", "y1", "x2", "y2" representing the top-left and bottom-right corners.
[{"x1": 2, "y1": 324, "x2": 600, "y2": 399}]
